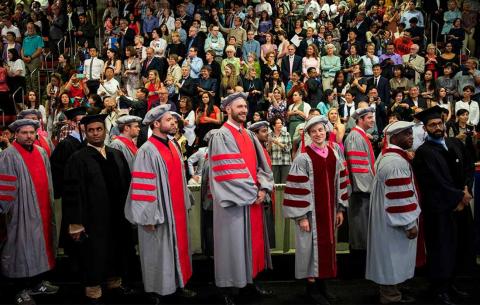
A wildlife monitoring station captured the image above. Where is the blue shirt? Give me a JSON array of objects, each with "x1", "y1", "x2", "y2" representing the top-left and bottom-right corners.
[
  {"x1": 242, "y1": 40, "x2": 260, "y2": 61},
  {"x1": 426, "y1": 135, "x2": 448, "y2": 151},
  {"x1": 22, "y1": 34, "x2": 44, "y2": 57},
  {"x1": 142, "y1": 16, "x2": 159, "y2": 34}
]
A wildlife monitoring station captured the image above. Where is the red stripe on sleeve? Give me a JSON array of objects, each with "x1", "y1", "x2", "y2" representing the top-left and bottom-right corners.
[
  {"x1": 347, "y1": 151, "x2": 368, "y2": 157},
  {"x1": 283, "y1": 199, "x2": 310, "y2": 208},
  {"x1": 0, "y1": 175, "x2": 16, "y2": 182},
  {"x1": 385, "y1": 177, "x2": 412, "y2": 186},
  {"x1": 0, "y1": 195, "x2": 15, "y2": 201},
  {"x1": 349, "y1": 159, "x2": 370, "y2": 165},
  {"x1": 341, "y1": 192, "x2": 349, "y2": 201},
  {"x1": 214, "y1": 173, "x2": 250, "y2": 182},
  {"x1": 131, "y1": 194, "x2": 157, "y2": 202},
  {"x1": 386, "y1": 203, "x2": 418, "y2": 213},
  {"x1": 211, "y1": 153, "x2": 242, "y2": 161},
  {"x1": 0, "y1": 185, "x2": 15, "y2": 191},
  {"x1": 132, "y1": 183, "x2": 156, "y2": 191},
  {"x1": 287, "y1": 175, "x2": 309, "y2": 183},
  {"x1": 340, "y1": 170, "x2": 348, "y2": 177},
  {"x1": 350, "y1": 168, "x2": 370, "y2": 173},
  {"x1": 212, "y1": 163, "x2": 247, "y2": 172},
  {"x1": 284, "y1": 187, "x2": 310, "y2": 195},
  {"x1": 340, "y1": 179, "x2": 350, "y2": 189},
  {"x1": 386, "y1": 190, "x2": 415, "y2": 199},
  {"x1": 132, "y1": 172, "x2": 156, "y2": 179}
]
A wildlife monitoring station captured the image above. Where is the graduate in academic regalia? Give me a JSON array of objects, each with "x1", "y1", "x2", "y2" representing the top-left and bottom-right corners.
[
  {"x1": 109, "y1": 115, "x2": 142, "y2": 170},
  {"x1": 62, "y1": 114, "x2": 135, "y2": 304},
  {"x1": 49, "y1": 107, "x2": 87, "y2": 251},
  {"x1": 208, "y1": 92, "x2": 275, "y2": 305},
  {"x1": 343, "y1": 106, "x2": 376, "y2": 274},
  {"x1": 413, "y1": 106, "x2": 474, "y2": 305},
  {"x1": 17, "y1": 109, "x2": 55, "y2": 157},
  {"x1": 248, "y1": 121, "x2": 276, "y2": 248},
  {"x1": 366, "y1": 121, "x2": 421, "y2": 304},
  {"x1": 283, "y1": 116, "x2": 349, "y2": 304},
  {"x1": 0, "y1": 119, "x2": 59, "y2": 305},
  {"x1": 124, "y1": 104, "x2": 196, "y2": 301}
]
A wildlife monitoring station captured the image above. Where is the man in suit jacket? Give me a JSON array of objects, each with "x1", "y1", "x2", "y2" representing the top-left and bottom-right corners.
[
  {"x1": 403, "y1": 86, "x2": 427, "y2": 109},
  {"x1": 281, "y1": 44, "x2": 302, "y2": 85},
  {"x1": 185, "y1": 26, "x2": 205, "y2": 60},
  {"x1": 177, "y1": 65, "x2": 198, "y2": 107},
  {"x1": 140, "y1": 47, "x2": 164, "y2": 81},
  {"x1": 402, "y1": 43, "x2": 425, "y2": 85},
  {"x1": 296, "y1": 27, "x2": 320, "y2": 58},
  {"x1": 118, "y1": 18, "x2": 135, "y2": 59},
  {"x1": 334, "y1": 5, "x2": 349, "y2": 40},
  {"x1": 367, "y1": 64, "x2": 391, "y2": 107}
]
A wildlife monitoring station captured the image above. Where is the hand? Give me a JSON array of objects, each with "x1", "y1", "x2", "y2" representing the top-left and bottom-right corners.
[
  {"x1": 298, "y1": 218, "x2": 310, "y2": 232},
  {"x1": 192, "y1": 175, "x2": 200, "y2": 183},
  {"x1": 336, "y1": 211, "x2": 344, "y2": 228},
  {"x1": 143, "y1": 225, "x2": 156, "y2": 232},
  {"x1": 69, "y1": 224, "x2": 85, "y2": 241},
  {"x1": 406, "y1": 226, "x2": 418, "y2": 239},
  {"x1": 462, "y1": 187, "x2": 472, "y2": 205},
  {"x1": 255, "y1": 190, "x2": 266, "y2": 204}
]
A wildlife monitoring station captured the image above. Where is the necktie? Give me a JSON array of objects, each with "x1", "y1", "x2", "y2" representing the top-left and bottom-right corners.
[
  {"x1": 374, "y1": 77, "x2": 378, "y2": 87},
  {"x1": 89, "y1": 57, "x2": 94, "y2": 79},
  {"x1": 289, "y1": 56, "x2": 294, "y2": 75}
]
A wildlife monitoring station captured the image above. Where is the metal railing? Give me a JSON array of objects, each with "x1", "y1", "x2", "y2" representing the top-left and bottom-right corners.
[
  {"x1": 431, "y1": 20, "x2": 439, "y2": 45},
  {"x1": 29, "y1": 68, "x2": 41, "y2": 100},
  {"x1": 12, "y1": 86, "x2": 25, "y2": 111},
  {"x1": 57, "y1": 37, "x2": 65, "y2": 56}
]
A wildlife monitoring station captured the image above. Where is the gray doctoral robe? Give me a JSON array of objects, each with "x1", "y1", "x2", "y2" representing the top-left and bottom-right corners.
[
  {"x1": 344, "y1": 126, "x2": 376, "y2": 250},
  {"x1": 366, "y1": 148, "x2": 420, "y2": 285},
  {"x1": 124, "y1": 140, "x2": 192, "y2": 296},
  {"x1": 0, "y1": 144, "x2": 56, "y2": 278},
  {"x1": 283, "y1": 145, "x2": 349, "y2": 279},
  {"x1": 208, "y1": 125, "x2": 274, "y2": 288},
  {"x1": 110, "y1": 137, "x2": 136, "y2": 170}
]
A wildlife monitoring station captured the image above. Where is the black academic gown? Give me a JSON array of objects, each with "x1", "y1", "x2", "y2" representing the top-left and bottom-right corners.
[
  {"x1": 413, "y1": 139, "x2": 466, "y2": 284},
  {"x1": 62, "y1": 146, "x2": 134, "y2": 286}
]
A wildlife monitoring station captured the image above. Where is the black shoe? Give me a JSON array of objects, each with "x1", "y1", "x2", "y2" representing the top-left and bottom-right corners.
[
  {"x1": 436, "y1": 293, "x2": 456, "y2": 305},
  {"x1": 450, "y1": 285, "x2": 469, "y2": 298},
  {"x1": 223, "y1": 295, "x2": 236, "y2": 305},
  {"x1": 15, "y1": 290, "x2": 36, "y2": 305},
  {"x1": 306, "y1": 282, "x2": 330, "y2": 305},
  {"x1": 316, "y1": 280, "x2": 338, "y2": 302},
  {"x1": 109, "y1": 285, "x2": 138, "y2": 296},
  {"x1": 175, "y1": 288, "x2": 197, "y2": 298},
  {"x1": 27, "y1": 281, "x2": 59, "y2": 295},
  {"x1": 252, "y1": 284, "x2": 274, "y2": 297}
]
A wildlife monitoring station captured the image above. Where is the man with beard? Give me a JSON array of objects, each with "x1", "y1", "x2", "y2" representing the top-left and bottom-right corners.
[
  {"x1": 17, "y1": 109, "x2": 54, "y2": 157},
  {"x1": 413, "y1": 106, "x2": 473, "y2": 305},
  {"x1": 367, "y1": 121, "x2": 420, "y2": 304},
  {"x1": 344, "y1": 107, "x2": 376, "y2": 274},
  {"x1": 208, "y1": 92, "x2": 274, "y2": 305},
  {"x1": 0, "y1": 119, "x2": 58, "y2": 305},
  {"x1": 248, "y1": 121, "x2": 275, "y2": 248},
  {"x1": 63, "y1": 114, "x2": 135, "y2": 304},
  {"x1": 110, "y1": 115, "x2": 142, "y2": 170},
  {"x1": 124, "y1": 104, "x2": 195, "y2": 302}
]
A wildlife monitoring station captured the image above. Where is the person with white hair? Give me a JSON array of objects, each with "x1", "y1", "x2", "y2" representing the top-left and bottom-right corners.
[{"x1": 320, "y1": 43, "x2": 341, "y2": 91}]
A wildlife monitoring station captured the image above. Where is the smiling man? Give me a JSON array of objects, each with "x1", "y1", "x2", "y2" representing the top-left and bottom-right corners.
[
  {"x1": 209, "y1": 92, "x2": 274, "y2": 305},
  {"x1": 62, "y1": 114, "x2": 135, "y2": 304}
]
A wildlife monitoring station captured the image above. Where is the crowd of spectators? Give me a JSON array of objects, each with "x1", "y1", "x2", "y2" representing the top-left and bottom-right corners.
[{"x1": 0, "y1": 0, "x2": 480, "y2": 183}]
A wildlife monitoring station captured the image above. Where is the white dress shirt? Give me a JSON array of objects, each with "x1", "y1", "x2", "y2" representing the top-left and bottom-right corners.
[{"x1": 84, "y1": 57, "x2": 104, "y2": 80}]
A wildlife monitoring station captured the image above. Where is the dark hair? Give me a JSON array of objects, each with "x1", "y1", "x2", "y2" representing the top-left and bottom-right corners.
[
  {"x1": 270, "y1": 116, "x2": 285, "y2": 129},
  {"x1": 463, "y1": 85, "x2": 475, "y2": 92},
  {"x1": 6, "y1": 31, "x2": 16, "y2": 38},
  {"x1": 179, "y1": 96, "x2": 193, "y2": 112},
  {"x1": 7, "y1": 48, "x2": 20, "y2": 61},
  {"x1": 137, "y1": 87, "x2": 149, "y2": 96},
  {"x1": 372, "y1": 63, "x2": 381, "y2": 70},
  {"x1": 456, "y1": 108, "x2": 469, "y2": 117},
  {"x1": 153, "y1": 27, "x2": 163, "y2": 38},
  {"x1": 393, "y1": 64, "x2": 404, "y2": 76},
  {"x1": 200, "y1": 92, "x2": 215, "y2": 116}
]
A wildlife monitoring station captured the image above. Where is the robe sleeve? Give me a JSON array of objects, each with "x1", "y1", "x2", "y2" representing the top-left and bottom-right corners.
[
  {"x1": 0, "y1": 151, "x2": 18, "y2": 214},
  {"x1": 200, "y1": 159, "x2": 213, "y2": 210},
  {"x1": 124, "y1": 147, "x2": 165, "y2": 225},
  {"x1": 383, "y1": 164, "x2": 421, "y2": 229},
  {"x1": 250, "y1": 131, "x2": 274, "y2": 193},
  {"x1": 332, "y1": 143, "x2": 350, "y2": 210},
  {"x1": 208, "y1": 131, "x2": 259, "y2": 208},
  {"x1": 283, "y1": 154, "x2": 314, "y2": 219},
  {"x1": 344, "y1": 132, "x2": 374, "y2": 193},
  {"x1": 62, "y1": 154, "x2": 87, "y2": 225}
]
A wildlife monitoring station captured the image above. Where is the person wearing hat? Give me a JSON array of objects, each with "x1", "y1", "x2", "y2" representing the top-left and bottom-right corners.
[
  {"x1": 343, "y1": 106, "x2": 376, "y2": 272},
  {"x1": 248, "y1": 121, "x2": 276, "y2": 248},
  {"x1": 366, "y1": 121, "x2": 420, "y2": 304},
  {"x1": 412, "y1": 106, "x2": 474, "y2": 305},
  {"x1": 0, "y1": 119, "x2": 59, "y2": 305},
  {"x1": 124, "y1": 104, "x2": 196, "y2": 301},
  {"x1": 283, "y1": 115, "x2": 349, "y2": 304},
  {"x1": 17, "y1": 109, "x2": 55, "y2": 157},
  {"x1": 62, "y1": 114, "x2": 136, "y2": 303},
  {"x1": 208, "y1": 92, "x2": 274, "y2": 305},
  {"x1": 109, "y1": 115, "x2": 142, "y2": 170}
]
